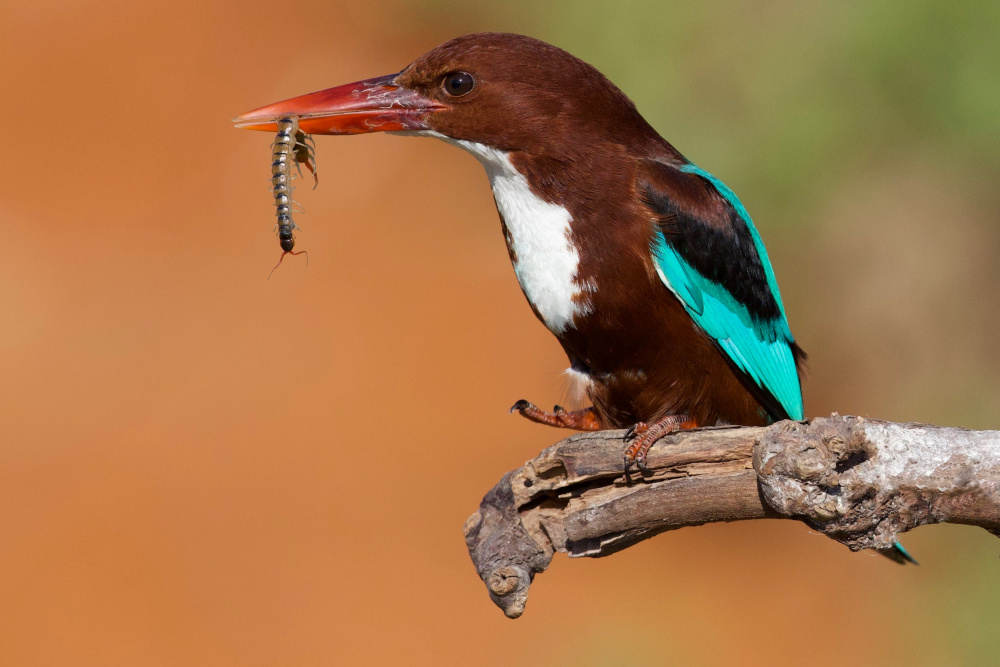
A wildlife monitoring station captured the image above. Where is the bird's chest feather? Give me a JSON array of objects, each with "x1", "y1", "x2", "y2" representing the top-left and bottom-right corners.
[
  {"x1": 433, "y1": 135, "x2": 591, "y2": 335},
  {"x1": 490, "y1": 166, "x2": 593, "y2": 334}
]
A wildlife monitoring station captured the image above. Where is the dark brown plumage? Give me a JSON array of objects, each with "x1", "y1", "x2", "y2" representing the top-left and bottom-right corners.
[{"x1": 235, "y1": 32, "x2": 806, "y2": 471}]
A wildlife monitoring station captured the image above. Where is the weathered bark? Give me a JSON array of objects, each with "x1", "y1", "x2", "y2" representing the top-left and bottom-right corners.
[{"x1": 464, "y1": 415, "x2": 1000, "y2": 618}]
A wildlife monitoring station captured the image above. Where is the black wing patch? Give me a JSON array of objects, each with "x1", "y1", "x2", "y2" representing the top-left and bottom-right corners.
[{"x1": 640, "y1": 161, "x2": 782, "y2": 324}]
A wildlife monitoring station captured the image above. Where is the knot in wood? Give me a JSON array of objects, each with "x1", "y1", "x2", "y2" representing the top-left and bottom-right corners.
[
  {"x1": 754, "y1": 416, "x2": 890, "y2": 549},
  {"x1": 487, "y1": 566, "x2": 522, "y2": 596}
]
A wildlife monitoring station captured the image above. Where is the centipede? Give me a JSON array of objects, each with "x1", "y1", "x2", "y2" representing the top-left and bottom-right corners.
[{"x1": 269, "y1": 113, "x2": 318, "y2": 278}]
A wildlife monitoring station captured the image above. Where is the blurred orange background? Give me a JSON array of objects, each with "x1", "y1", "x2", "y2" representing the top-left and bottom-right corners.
[{"x1": 2, "y1": 1, "x2": 999, "y2": 664}]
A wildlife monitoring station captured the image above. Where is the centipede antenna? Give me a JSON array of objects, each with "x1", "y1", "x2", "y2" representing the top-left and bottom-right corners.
[{"x1": 267, "y1": 250, "x2": 309, "y2": 280}]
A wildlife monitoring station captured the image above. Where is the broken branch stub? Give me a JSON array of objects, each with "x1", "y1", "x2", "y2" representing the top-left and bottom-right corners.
[{"x1": 462, "y1": 472, "x2": 553, "y2": 619}]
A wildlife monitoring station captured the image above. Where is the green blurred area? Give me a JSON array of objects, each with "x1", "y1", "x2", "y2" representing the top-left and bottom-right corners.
[
  {"x1": 404, "y1": 1, "x2": 1000, "y2": 663},
  {"x1": 405, "y1": 0, "x2": 1000, "y2": 409},
  {"x1": 403, "y1": 0, "x2": 1000, "y2": 418}
]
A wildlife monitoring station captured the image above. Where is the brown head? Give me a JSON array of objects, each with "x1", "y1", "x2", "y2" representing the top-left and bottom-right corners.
[{"x1": 234, "y1": 32, "x2": 664, "y2": 158}]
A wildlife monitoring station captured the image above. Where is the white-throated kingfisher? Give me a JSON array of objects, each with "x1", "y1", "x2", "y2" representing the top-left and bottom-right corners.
[
  {"x1": 234, "y1": 32, "x2": 922, "y2": 564},
  {"x1": 235, "y1": 32, "x2": 805, "y2": 472}
]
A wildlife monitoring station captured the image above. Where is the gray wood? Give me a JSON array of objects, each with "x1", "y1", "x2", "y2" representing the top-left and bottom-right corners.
[{"x1": 464, "y1": 415, "x2": 1000, "y2": 618}]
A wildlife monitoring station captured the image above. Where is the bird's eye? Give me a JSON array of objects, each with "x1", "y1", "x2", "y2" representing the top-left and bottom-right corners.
[{"x1": 443, "y1": 71, "x2": 475, "y2": 97}]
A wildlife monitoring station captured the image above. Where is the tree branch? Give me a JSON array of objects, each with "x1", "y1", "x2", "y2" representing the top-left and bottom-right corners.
[{"x1": 463, "y1": 415, "x2": 1000, "y2": 618}]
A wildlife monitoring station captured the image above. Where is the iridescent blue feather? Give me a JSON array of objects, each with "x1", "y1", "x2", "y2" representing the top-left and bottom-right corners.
[{"x1": 650, "y1": 164, "x2": 803, "y2": 421}]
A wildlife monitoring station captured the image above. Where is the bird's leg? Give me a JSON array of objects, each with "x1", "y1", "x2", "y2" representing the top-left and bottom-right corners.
[
  {"x1": 623, "y1": 414, "x2": 696, "y2": 483},
  {"x1": 509, "y1": 400, "x2": 603, "y2": 431}
]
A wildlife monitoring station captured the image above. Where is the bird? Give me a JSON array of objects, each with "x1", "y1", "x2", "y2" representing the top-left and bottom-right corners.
[
  {"x1": 235, "y1": 31, "x2": 801, "y2": 463},
  {"x1": 234, "y1": 33, "x2": 914, "y2": 563}
]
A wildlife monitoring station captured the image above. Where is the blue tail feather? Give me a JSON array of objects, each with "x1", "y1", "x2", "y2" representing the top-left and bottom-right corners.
[{"x1": 878, "y1": 541, "x2": 918, "y2": 565}]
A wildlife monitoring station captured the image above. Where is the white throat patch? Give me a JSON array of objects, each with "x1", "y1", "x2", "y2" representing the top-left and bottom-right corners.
[{"x1": 417, "y1": 133, "x2": 591, "y2": 334}]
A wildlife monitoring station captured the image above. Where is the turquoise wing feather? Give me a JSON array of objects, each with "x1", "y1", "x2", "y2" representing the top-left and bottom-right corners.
[{"x1": 650, "y1": 163, "x2": 803, "y2": 421}]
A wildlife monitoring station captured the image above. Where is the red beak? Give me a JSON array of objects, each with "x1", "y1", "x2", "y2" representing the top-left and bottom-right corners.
[{"x1": 232, "y1": 74, "x2": 446, "y2": 135}]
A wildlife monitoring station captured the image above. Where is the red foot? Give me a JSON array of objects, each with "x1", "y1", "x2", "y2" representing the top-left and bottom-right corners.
[
  {"x1": 509, "y1": 400, "x2": 602, "y2": 431},
  {"x1": 623, "y1": 414, "x2": 697, "y2": 484}
]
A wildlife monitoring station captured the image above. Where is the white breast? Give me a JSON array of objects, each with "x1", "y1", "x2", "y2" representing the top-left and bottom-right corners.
[{"x1": 420, "y1": 133, "x2": 591, "y2": 335}]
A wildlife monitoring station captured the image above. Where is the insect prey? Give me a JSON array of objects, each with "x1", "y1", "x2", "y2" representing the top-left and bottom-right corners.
[{"x1": 269, "y1": 113, "x2": 318, "y2": 277}]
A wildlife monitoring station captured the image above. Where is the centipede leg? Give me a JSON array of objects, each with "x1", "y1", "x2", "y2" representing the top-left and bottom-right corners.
[
  {"x1": 292, "y1": 164, "x2": 317, "y2": 188},
  {"x1": 292, "y1": 153, "x2": 319, "y2": 189},
  {"x1": 293, "y1": 131, "x2": 319, "y2": 188}
]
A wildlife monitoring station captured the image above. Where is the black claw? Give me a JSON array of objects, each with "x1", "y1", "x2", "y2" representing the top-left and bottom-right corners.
[
  {"x1": 624, "y1": 425, "x2": 637, "y2": 441},
  {"x1": 636, "y1": 455, "x2": 649, "y2": 473},
  {"x1": 623, "y1": 456, "x2": 633, "y2": 485},
  {"x1": 509, "y1": 399, "x2": 531, "y2": 414},
  {"x1": 553, "y1": 404, "x2": 564, "y2": 413}
]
